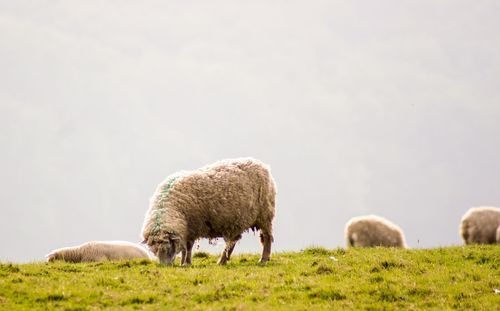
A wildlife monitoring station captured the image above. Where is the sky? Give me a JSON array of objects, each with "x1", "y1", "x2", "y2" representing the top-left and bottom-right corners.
[{"x1": 1, "y1": 1, "x2": 499, "y2": 262}]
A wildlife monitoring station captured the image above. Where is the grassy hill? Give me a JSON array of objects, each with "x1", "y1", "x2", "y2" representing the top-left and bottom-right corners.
[{"x1": 1, "y1": 246, "x2": 499, "y2": 310}]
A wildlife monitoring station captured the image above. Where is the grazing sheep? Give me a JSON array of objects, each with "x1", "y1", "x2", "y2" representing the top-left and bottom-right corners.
[
  {"x1": 141, "y1": 157, "x2": 276, "y2": 266},
  {"x1": 460, "y1": 206, "x2": 500, "y2": 245},
  {"x1": 345, "y1": 215, "x2": 407, "y2": 248},
  {"x1": 46, "y1": 241, "x2": 150, "y2": 263}
]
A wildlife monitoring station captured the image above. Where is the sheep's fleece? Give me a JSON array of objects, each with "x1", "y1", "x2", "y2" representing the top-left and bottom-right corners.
[
  {"x1": 345, "y1": 215, "x2": 407, "y2": 248},
  {"x1": 46, "y1": 241, "x2": 150, "y2": 263},
  {"x1": 460, "y1": 206, "x2": 500, "y2": 245},
  {"x1": 141, "y1": 157, "x2": 276, "y2": 265}
]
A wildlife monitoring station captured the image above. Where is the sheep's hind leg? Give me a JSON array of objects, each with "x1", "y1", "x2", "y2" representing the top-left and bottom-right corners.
[
  {"x1": 259, "y1": 231, "x2": 273, "y2": 263},
  {"x1": 218, "y1": 240, "x2": 237, "y2": 265},
  {"x1": 226, "y1": 234, "x2": 241, "y2": 261}
]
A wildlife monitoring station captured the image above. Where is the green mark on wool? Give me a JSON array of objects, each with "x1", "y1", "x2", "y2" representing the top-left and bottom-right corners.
[{"x1": 151, "y1": 175, "x2": 180, "y2": 235}]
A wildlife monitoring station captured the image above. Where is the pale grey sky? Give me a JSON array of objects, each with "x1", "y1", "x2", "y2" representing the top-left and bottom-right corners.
[{"x1": 1, "y1": 1, "x2": 499, "y2": 262}]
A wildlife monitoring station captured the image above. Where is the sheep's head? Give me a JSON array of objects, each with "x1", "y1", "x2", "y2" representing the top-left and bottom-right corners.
[
  {"x1": 144, "y1": 232, "x2": 181, "y2": 265},
  {"x1": 45, "y1": 248, "x2": 81, "y2": 263}
]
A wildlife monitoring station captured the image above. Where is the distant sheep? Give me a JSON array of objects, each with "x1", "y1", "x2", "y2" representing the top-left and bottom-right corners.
[
  {"x1": 46, "y1": 241, "x2": 150, "y2": 263},
  {"x1": 345, "y1": 215, "x2": 407, "y2": 248},
  {"x1": 497, "y1": 226, "x2": 500, "y2": 245},
  {"x1": 460, "y1": 206, "x2": 500, "y2": 245},
  {"x1": 141, "y1": 157, "x2": 276, "y2": 266}
]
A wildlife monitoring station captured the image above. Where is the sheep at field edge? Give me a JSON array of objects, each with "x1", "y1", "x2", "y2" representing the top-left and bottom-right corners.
[
  {"x1": 460, "y1": 206, "x2": 500, "y2": 245},
  {"x1": 46, "y1": 241, "x2": 151, "y2": 263},
  {"x1": 141, "y1": 157, "x2": 276, "y2": 266},
  {"x1": 345, "y1": 215, "x2": 407, "y2": 248},
  {"x1": 497, "y1": 226, "x2": 500, "y2": 244}
]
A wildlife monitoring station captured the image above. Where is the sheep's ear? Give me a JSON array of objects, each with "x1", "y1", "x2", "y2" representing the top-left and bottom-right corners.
[{"x1": 141, "y1": 239, "x2": 148, "y2": 245}]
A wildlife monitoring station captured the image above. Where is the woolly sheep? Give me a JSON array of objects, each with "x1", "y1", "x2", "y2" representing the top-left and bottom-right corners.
[
  {"x1": 141, "y1": 157, "x2": 276, "y2": 266},
  {"x1": 46, "y1": 241, "x2": 150, "y2": 263},
  {"x1": 460, "y1": 206, "x2": 500, "y2": 245},
  {"x1": 345, "y1": 215, "x2": 407, "y2": 248}
]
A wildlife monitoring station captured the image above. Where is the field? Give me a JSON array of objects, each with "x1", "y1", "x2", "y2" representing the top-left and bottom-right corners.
[{"x1": 1, "y1": 246, "x2": 499, "y2": 310}]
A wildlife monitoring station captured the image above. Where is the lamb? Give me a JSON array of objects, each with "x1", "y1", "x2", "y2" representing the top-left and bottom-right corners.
[
  {"x1": 46, "y1": 241, "x2": 150, "y2": 263},
  {"x1": 460, "y1": 206, "x2": 500, "y2": 245},
  {"x1": 345, "y1": 215, "x2": 407, "y2": 248},
  {"x1": 141, "y1": 157, "x2": 276, "y2": 266}
]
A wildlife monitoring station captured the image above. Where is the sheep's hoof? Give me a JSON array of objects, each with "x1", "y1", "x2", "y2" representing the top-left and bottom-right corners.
[
  {"x1": 258, "y1": 258, "x2": 270, "y2": 265},
  {"x1": 217, "y1": 258, "x2": 228, "y2": 265}
]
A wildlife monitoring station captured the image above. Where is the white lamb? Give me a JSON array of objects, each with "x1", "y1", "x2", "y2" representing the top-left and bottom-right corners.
[{"x1": 46, "y1": 241, "x2": 151, "y2": 263}]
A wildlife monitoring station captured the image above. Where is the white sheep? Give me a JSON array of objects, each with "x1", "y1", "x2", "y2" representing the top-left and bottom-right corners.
[
  {"x1": 141, "y1": 157, "x2": 276, "y2": 265},
  {"x1": 345, "y1": 215, "x2": 407, "y2": 248},
  {"x1": 46, "y1": 241, "x2": 151, "y2": 263},
  {"x1": 460, "y1": 206, "x2": 500, "y2": 245}
]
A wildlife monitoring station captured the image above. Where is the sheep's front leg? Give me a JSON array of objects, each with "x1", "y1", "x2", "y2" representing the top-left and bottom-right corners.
[
  {"x1": 181, "y1": 249, "x2": 187, "y2": 265},
  {"x1": 182, "y1": 240, "x2": 194, "y2": 266},
  {"x1": 218, "y1": 240, "x2": 236, "y2": 265}
]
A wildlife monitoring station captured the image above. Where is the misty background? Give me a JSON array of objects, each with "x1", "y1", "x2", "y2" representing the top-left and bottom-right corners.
[{"x1": 1, "y1": 1, "x2": 499, "y2": 262}]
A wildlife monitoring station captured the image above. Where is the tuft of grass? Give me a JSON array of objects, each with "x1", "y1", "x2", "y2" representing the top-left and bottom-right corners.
[
  {"x1": 315, "y1": 264, "x2": 334, "y2": 275},
  {"x1": 193, "y1": 251, "x2": 210, "y2": 259},
  {"x1": 0, "y1": 246, "x2": 499, "y2": 309},
  {"x1": 36, "y1": 293, "x2": 66, "y2": 302},
  {"x1": 308, "y1": 289, "x2": 346, "y2": 301},
  {"x1": 301, "y1": 246, "x2": 331, "y2": 255},
  {"x1": 121, "y1": 296, "x2": 156, "y2": 305}
]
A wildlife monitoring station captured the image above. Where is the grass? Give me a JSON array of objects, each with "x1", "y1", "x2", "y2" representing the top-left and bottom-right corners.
[{"x1": 1, "y1": 246, "x2": 499, "y2": 310}]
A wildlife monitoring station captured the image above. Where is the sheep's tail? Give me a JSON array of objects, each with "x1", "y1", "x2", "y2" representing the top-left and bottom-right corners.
[
  {"x1": 460, "y1": 220, "x2": 470, "y2": 244},
  {"x1": 347, "y1": 233, "x2": 357, "y2": 247}
]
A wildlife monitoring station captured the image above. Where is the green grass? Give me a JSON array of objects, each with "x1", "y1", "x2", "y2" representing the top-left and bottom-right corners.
[{"x1": 1, "y1": 246, "x2": 499, "y2": 310}]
